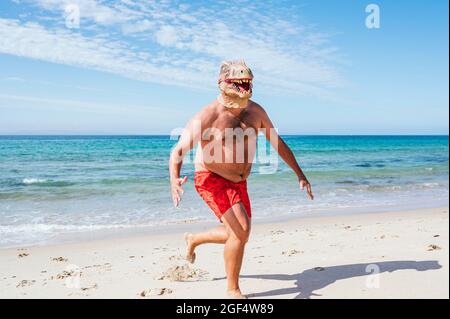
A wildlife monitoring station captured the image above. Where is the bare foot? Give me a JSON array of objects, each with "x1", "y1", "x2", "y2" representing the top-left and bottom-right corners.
[
  {"x1": 226, "y1": 289, "x2": 247, "y2": 299},
  {"x1": 184, "y1": 233, "x2": 196, "y2": 264}
]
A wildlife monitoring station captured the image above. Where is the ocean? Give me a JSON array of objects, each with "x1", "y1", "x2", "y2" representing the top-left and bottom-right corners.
[{"x1": 0, "y1": 135, "x2": 448, "y2": 247}]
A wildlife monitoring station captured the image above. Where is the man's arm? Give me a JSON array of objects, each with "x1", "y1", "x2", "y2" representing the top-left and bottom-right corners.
[
  {"x1": 260, "y1": 107, "x2": 314, "y2": 200},
  {"x1": 169, "y1": 114, "x2": 202, "y2": 207}
]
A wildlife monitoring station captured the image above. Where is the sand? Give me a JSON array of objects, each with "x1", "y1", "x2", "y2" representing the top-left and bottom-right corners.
[{"x1": 0, "y1": 207, "x2": 448, "y2": 299}]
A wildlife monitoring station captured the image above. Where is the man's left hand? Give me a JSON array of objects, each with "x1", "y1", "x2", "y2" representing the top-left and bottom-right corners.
[{"x1": 299, "y1": 178, "x2": 314, "y2": 200}]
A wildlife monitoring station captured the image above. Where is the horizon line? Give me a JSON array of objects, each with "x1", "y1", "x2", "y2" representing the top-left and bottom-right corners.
[{"x1": 0, "y1": 134, "x2": 448, "y2": 137}]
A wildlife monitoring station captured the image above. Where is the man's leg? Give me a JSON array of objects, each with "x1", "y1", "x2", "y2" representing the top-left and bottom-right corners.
[
  {"x1": 221, "y1": 202, "x2": 251, "y2": 298},
  {"x1": 185, "y1": 226, "x2": 229, "y2": 261}
]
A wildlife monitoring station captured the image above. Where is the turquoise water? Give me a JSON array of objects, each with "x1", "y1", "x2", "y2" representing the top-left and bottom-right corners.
[{"x1": 0, "y1": 135, "x2": 448, "y2": 247}]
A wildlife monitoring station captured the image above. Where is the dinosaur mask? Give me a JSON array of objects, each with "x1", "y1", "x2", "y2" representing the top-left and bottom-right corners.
[{"x1": 218, "y1": 60, "x2": 254, "y2": 103}]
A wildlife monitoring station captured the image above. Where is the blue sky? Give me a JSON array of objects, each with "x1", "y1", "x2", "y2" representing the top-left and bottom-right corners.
[{"x1": 0, "y1": 0, "x2": 448, "y2": 135}]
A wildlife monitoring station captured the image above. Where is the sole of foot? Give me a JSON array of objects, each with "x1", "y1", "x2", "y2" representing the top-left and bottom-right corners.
[{"x1": 184, "y1": 232, "x2": 196, "y2": 264}]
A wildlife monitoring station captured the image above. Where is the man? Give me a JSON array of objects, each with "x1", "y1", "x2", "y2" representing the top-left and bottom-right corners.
[{"x1": 169, "y1": 60, "x2": 313, "y2": 299}]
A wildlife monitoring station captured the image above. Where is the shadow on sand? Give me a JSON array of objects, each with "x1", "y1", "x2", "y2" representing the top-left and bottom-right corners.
[{"x1": 215, "y1": 260, "x2": 442, "y2": 299}]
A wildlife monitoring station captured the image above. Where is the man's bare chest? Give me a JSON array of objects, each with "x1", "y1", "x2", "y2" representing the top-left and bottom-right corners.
[{"x1": 206, "y1": 112, "x2": 260, "y2": 138}]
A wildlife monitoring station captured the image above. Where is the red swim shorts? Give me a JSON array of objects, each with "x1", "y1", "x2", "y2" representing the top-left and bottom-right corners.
[{"x1": 194, "y1": 171, "x2": 251, "y2": 221}]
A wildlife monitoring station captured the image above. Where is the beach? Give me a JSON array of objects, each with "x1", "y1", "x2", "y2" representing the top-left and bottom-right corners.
[
  {"x1": 1, "y1": 0, "x2": 448, "y2": 302},
  {"x1": 1, "y1": 206, "x2": 448, "y2": 299},
  {"x1": 0, "y1": 135, "x2": 448, "y2": 298}
]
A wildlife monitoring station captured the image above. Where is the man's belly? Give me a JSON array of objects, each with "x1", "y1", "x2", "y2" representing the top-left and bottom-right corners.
[
  {"x1": 194, "y1": 141, "x2": 255, "y2": 183},
  {"x1": 196, "y1": 162, "x2": 252, "y2": 183}
]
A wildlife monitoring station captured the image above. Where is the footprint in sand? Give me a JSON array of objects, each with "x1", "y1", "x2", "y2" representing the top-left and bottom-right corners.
[
  {"x1": 50, "y1": 269, "x2": 82, "y2": 280},
  {"x1": 16, "y1": 280, "x2": 36, "y2": 288},
  {"x1": 139, "y1": 288, "x2": 173, "y2": 297},
  {"x1": 169, "y1": 255, "x2": 184, "y2": 261},
  {"x1": 81, "y1": 284, "x2": 98, "y2": 291},
  {"x1": 282, "y1": 249, "x2": 303, "y2": 257},
  {"x1": 51, "y1": 257, "x2": 68, "y2": 262},
  {"x1": 427, "y1": 244, "x2": 442, "y2": 251},
  {"x1": 83, "y1": 263, "x2": 111, "y2": 270}
]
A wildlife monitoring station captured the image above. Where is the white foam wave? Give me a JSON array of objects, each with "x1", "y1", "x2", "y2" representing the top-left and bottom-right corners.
[
  {"x1": 22, "y1": 178, "x2": 47, "y2": 185},
  {"x1": 0, "y1": 223, "x2": 134, "y2": 235},
  {"x1": 421, "y1": 182, "x2": 440, "y2": 188},
  {"x1": 0, "y1": 217, "x2": 206, "y2": 236}
]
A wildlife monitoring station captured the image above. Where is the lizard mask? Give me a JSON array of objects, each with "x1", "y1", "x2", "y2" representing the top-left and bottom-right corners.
[{"x1": 218, "y1": 60, "x2": 253, "y2": 109}]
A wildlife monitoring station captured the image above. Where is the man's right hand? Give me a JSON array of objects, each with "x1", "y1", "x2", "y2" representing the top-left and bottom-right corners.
[{"x1": 171, "y1": 176, "x2": 188, "y2": 207}]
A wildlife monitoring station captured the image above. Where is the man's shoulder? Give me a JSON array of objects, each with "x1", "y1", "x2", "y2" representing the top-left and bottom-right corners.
[
  {"x1": 194, "y1": 99, "x2": 220, "y2": 122},
  {"x1": 248, "y1": 99, "x2": 267, "y2": 115}
]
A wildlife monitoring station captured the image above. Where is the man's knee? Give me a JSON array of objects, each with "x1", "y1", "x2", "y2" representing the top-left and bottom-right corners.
[
  {"x1": 230, "y1": 227, "x2": 250, "y2": 244},
  {"x1": 241, "y1": 224, "x2": 251, "y2": 243}
]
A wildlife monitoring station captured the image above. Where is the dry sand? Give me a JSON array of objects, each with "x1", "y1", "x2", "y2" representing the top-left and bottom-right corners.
[{"x1": 0, "y1": 207, "x2": 448, "y2": 299}]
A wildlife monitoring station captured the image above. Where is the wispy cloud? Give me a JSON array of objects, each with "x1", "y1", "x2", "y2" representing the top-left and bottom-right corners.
[
  {"x1": 0, "y1": 0, "x2": 344, "y2": 97},
  {"x1": 0, "y1": 76, "x2": 106, "y2": 93},
  {"x1": 0, "y1": 76, "x2": 25, "y2": 82},
  {"x1": 0, "y1": 92, "x2": 187, "y2": 116}
]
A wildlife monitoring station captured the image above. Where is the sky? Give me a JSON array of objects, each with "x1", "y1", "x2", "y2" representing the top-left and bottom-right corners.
[{"x1": 0, "y1": 0, "x2": 448, "y2": 135}]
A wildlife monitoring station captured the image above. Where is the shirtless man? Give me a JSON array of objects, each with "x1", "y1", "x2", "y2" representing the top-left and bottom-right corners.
[{"x1": 169, "y1": 60, "x2": 313, "y2": 299}]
